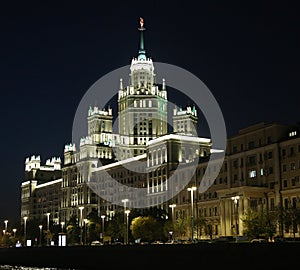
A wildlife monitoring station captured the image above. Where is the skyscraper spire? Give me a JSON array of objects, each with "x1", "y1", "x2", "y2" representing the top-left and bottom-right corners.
[{"x1": 138, "y1": 17, "x2": 146, "y2": 60}]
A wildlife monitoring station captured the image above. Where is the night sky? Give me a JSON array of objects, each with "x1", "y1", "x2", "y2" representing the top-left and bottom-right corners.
[{"x1": 1, "y1": 1, "x2": 300, "y2": 224}]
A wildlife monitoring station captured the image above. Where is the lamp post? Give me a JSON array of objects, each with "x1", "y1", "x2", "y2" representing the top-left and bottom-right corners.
[
  {"x1": 46, "y1": 213, "x2": 50, "y2": 231},
  {"x1": 125, "y1": 209, "x2": 130, "y2": 245},
  {"x1": 46, "y1": 213, "x2": 50, "y2": 246},
  {"x1": 39, "y1": 225, "x2": 43, "y2": 246},
  {"x1": 231, "y1": 195, "x2": 240, "y2": 236},
  {"x1": 4, "y1": 220, "x2": 8, "y2": 234},
  {"x1": 122, "y1": 199, "x2": 129, "y2": 245},
  {"x1": 169, "y1": 204, "x2": 176, "y2": 223},
  {"x1": 122, "y1": 199, "x2": 129, "y2": 211},
  {"x1": 169, "y1": 231, "x2": 173, "y2": 241},
  {"x1": 78, "y1": 206, "x2": 84, "y2": 245},
  {"x1": 101, "y1": 215, "x2": 105, "y2": 242},
  {"x1": 60, "y1": 221, "x2": 65, "y2": 233},
  {"x1": 23, "y1": 216, "x2": 28, "y2": 246},
  {"x1": 187, "y1": 186, "x2": 197, "y2": 242},
  {"x1": 169, "y1": 204, "x2": 176, "y2": 239},
  {"x1": 13, "y1": 228, "x2": 17, "y2": 238},
  {"x1": 83, "y1": 219, "x2": 88, "y2": 245}
]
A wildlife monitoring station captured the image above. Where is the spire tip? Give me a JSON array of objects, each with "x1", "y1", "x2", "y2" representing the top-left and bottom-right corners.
[{"x1": 138, "y1": 17, "x2": 145, "y2": 31}]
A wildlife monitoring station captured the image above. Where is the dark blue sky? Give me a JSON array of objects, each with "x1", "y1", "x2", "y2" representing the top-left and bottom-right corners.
[{"x1": 1, "y1": 1, "x2": 300, "y2": 223}]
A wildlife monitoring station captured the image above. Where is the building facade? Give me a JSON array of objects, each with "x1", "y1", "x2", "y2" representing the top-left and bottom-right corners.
[
  {"x1": 20, "y1": 19, "x2": 300, "y2": 240},
  {"x1": 21, "y1": 155, "x2": 62, "y2": 225},
  {"x1": 178, "y1": 122, "x2": 300, "y2": 239}
]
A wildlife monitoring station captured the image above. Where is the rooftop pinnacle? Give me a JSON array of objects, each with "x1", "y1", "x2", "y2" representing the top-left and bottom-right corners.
[{"x1": 138, "y1": 17, "x2": 146, "y2": 60}]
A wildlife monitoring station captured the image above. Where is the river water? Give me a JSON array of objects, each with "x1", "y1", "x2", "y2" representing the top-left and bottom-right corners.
[{"x1": 0, "y1": 266, "x2": 74, "y2": 270}]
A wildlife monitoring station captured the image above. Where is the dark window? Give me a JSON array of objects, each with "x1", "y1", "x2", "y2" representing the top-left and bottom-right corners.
[
  {"x1": 248, "y1": 156, "x2": 256, "y2": 165},
  {"x1": 270, "y1": 198, "x2": 275, "y2": 211},
  {"x1": 269, "y1": 166, "x2": 273, "y2": 174},
  {"x1": 268, "y1": 151, "x2": 273, "y2": 159},
  {"x1": 282, "y1": 164, "x2": 287, "y2": 172},
  {"x1": 267, "y1": 136, "x2": 272, "y2": 144},
  {"x1": 248, "y1": 141, "x2": 255, "y2": 149},
  {"x1": 233, "y1": 159, "x2": 238, "y2": 168},
  {"x1": 284, "y1": 198, "x2": 289, "y2": 209}
]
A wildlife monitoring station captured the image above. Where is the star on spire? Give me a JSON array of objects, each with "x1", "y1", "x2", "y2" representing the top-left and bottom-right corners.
[{"x1": 138, "y1": 17, "x2": 146, "y2": 60}]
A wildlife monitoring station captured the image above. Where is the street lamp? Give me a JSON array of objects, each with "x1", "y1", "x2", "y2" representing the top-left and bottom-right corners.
[
  {"x1": 101, "y1": 215, "x2": 105, "y2": 242},
  {"x1": 125, "y1": 209, "x2": 130, "y2": 245},
  {"x1": 46, "y1": 213, "x2": 50, "y2": 246},
  {"x1": 78, "y1": 206, "x2": 84, "y2": 245},
  {"x1": 60, "y1": 221, "x2": 65, "y2": 233},
  {"x1": 169, "y1": 204, "x2": 176, "y2": 239},
  {"x1": 187, "y1": 186, "x2": 197, "y2": 242},
  {"x1": 122, "y1": 199, "x2": 129, "y2": 244},
  {"x1": 83, "y1": 219, "x2": 88, "y2": 245},
  {"x1": 39, "y1": 225, "x2": 43, "y2": 246},
  {"x1": 231, "y1": 195, "x2": 240, "y2": 236},
  {"x1": 23, "y1": 216, "x2": 28, "y2": 246},
  {"x1": 122, "y1": 199, "x2": 129, "y2": 210},
  {"x1": 169, "y1": 204, "x2": 176, "y2": 222},
  {"x1": 13, "y1": 228, "x2": 17, "y2": 238},
  {"x1": 4, "y1": 220, "x2": 8, "y2": 234},
  {"x1": 46, "y1": 213, "x2": 50, "y2": 231}
]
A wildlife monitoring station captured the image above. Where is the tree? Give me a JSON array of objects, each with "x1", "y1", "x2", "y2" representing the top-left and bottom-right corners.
[
  {"x1": 44, "y1": 229, "x2": 53, "y2": 245},
  {"x1": 131, "y1": 216, "x2": 163, "y2": 242},
  {"x1": 163, "y1": 219, "x2": 174, "y2": 241},
  {"x1": 241, "y1": 207, "x2": 276, "y2": 240},
  {"x1": 241, "y1": 208, "x2": 262, "y2": 238},
  {"x1": 194, "y1": 216, "x2": 207, "y2": 239},
  {"x1": 66, "y1": 214, "x2": 80, "y2": 245},
  {"x1": 282, "y1": 205, "x2": 300, "y2": 240},
  {"x1": 86, "y1": 210, "x2": 101, "y2": 244},
  {"x1": 105, "y1": 211, "x2": 124, "y2": 242},
  {"x1": 173, "y1": 217, "x2": 188, "y2": 240}
]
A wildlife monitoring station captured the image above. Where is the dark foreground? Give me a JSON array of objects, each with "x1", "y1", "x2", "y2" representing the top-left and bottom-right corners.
[{"x1": 0, "y1": 243, "x2": 299, "y2": 269}]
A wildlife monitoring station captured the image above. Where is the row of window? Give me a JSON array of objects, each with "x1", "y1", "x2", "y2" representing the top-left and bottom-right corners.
[
  {"x1": 231, "y1": 137, "x2": 273, "y2": 153},
  {"x1": 283, "y1": 177, "x2": 300, "y2": 188},
  {"x1": 282, "y1": 161, "x2": 300, "y2": 172}
]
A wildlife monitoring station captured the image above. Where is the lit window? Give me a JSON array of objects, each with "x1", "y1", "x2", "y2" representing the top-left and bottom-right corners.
[
  {"x1": 249, "y1": 170, "x2": 256, "y2": 178},
  {"x1": 260, "y1": 168, "x2": 264, "y2": 176}
]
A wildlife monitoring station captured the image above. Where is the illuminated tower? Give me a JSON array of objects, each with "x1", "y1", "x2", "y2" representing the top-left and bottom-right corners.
[
  {"x1": 117, "y1": 18, "x2": 168, "y2": 159},
  {"x1": 173, "y1": 105, "x2": 198, "y2": 136},
  {"x1": 87, "y1": 105, "x2": 113, "y2": 146}
]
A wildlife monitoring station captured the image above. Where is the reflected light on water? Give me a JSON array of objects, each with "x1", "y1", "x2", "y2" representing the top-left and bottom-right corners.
[{"x1": 0, "y1": 266, "x2": 75, "y2": 270}]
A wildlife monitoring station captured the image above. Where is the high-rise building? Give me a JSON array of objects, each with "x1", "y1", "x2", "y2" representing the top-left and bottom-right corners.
[
  {"x1": 116, "y1": 19, "x2": 168, "y2": 160},
  {"x1": 20, "y1": 19, "x2": 300, "y2": 240},
  {"x1": 57, "y1": 18, "x2": 211, "y2": 222}
]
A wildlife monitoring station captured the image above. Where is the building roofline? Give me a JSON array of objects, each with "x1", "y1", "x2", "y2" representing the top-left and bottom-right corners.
[{"x1": 35, "y1": 178, "x2": 62, "y2": 189}]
